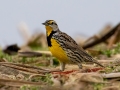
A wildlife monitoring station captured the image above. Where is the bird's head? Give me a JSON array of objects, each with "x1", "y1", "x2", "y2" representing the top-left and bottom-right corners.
[{"x1": 42, "y1": 20, "x2": 59, "y2": 34}]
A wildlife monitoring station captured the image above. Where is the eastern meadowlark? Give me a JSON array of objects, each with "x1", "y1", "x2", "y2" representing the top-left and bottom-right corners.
[{"x1": 42, "y1": 20, "x2": 104, "y2": 71}]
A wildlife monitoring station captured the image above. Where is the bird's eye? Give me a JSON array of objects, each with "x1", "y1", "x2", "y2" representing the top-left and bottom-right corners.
[{"x1": 51, "y1": 22, "x2": 53, "y2": 24}]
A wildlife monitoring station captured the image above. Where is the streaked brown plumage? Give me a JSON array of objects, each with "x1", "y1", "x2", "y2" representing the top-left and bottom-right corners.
[{"x1": 42, "y1": 20, "x2": 104, "y2": 71}]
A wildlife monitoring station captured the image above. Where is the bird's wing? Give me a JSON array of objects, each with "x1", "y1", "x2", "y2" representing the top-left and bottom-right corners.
[
  {"x1": 58, "y1": 32, "x2": 104, "y2": 67},
  {"x1": 60, "y1": 32, "x2": 95, "y2": 62},
  {"x1": 64, "y1": 41, "x2": 104, "y2": 67}
]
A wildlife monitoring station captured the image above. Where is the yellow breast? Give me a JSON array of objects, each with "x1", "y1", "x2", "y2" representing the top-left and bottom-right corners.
[{"x1": 49, "y1": 38, "x2": 69, "y2": 63}]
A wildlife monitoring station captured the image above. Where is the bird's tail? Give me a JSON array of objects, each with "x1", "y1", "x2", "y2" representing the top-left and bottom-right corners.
[{"x1": 93, "y1": 60, "x2": 105, "y2": 68}]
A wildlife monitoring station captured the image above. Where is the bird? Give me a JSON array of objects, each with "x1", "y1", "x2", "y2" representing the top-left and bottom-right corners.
[{"x1": 42, "y1": 20, "x2": 104, "y2": 71}]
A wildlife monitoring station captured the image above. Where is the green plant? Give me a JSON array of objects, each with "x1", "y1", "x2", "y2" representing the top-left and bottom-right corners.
[
  {"x1": 93, "y1": 83, "x2": 104, "y2": 90},
  {"x1": 101, "y1": 43, "x2": 120, "y2": 57},
  {"x1": 20, "y1": 85, "x2": 41, "y2": 90}
]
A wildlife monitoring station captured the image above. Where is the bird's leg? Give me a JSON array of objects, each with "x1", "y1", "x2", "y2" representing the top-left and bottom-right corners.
[
  {"x1": 77, "y1": 63, "x2": 82, "y2": 69},
  {"x1": 50, "y1": 62, "x2": 66, "y2": 73},
  {"x1": 60, "y1": 62, "x2": 66, "y2": 71}
]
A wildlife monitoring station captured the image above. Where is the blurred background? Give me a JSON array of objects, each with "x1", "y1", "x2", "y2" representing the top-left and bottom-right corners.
[{"x1": 0, "y1": 0, "x2": 120, "y2": 47}]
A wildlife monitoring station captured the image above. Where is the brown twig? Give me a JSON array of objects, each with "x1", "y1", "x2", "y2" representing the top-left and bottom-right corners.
[
  {"x1": 102, "y1": 73, "x2": 120, "y2": 79},
  {"x1": 83, "y1": 23, "x2": 120, "y2": 49},
  {"x1": 0, "y1": 62, "x2": 51, "y2": 74},
  {"x1": 18, "y1": 51, "x2": 52, "y2": 57},
  {"x1": 0, "y1": 78, "x2": 45, "y2": 87}
]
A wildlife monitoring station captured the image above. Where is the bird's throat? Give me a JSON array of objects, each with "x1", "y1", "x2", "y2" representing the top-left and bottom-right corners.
[
  {"x1": 46, "y1": 27, "x2": 57, "y2": 47},
  {"x1": 45, "y1": 26, "x2": 53, "y2": 36}
]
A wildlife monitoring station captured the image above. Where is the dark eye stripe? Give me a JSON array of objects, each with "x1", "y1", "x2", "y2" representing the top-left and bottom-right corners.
[
  {"x1": 54, "y1": 23, "x2": 57, "y2": 25},
  {"x1": 51, "y1": 22, "x2": 57, "y2": 25}
]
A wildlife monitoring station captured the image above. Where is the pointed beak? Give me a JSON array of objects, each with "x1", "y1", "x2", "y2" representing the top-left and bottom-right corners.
[{"x1": 42, "y1": 22, "x2": 46, "y2": 25}]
